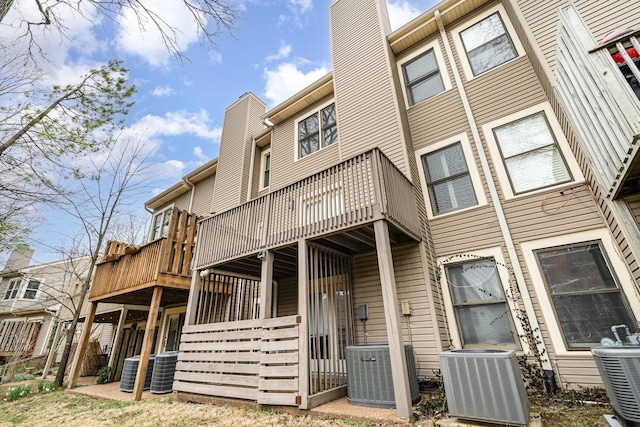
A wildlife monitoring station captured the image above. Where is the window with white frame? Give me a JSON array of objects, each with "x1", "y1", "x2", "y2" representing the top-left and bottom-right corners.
[
  {"x1": 22, "y1": 279, "x2": 40, "y2": 300},
  {"x1": 297, "y1": 103, "x2": 338, "y2": 158},
  {"x1": 493, "y1": 111, "x2": 572, "y2": 195},
  {"x1": 149, "y1": 206, "x2": 173, "y2": 241},
  {"x1": 260, "y1": 149, "x2": 271, "y2": 189},
  {"x1": 421, "y1": 142, "x2": 478, "y2": 215},
  {"x1": 402, "y1": 49, "x2": 445, "y2": 105},
  {"x1": 460, "y1": 12, "x2": 517, "y2": 76},
  {"x1": 444, "y1": 257, "x2": 519, "y2": 347},
  {"x1": 3, "y1": 279, "x2": 21, "y2": 300},
  {"x1": 535, "y1": 241, "x2": 636, "y2": 349}
]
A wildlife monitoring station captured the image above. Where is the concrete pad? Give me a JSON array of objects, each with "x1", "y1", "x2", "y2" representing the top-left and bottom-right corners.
[
  {"x1": 437, "y1": 412, "x2": 543, "y2": 427},
  {"x1": 67, "y1": 377, "x2": 166, "y2": 401}
]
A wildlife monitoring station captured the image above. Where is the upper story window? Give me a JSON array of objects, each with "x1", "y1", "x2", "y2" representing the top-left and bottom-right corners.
[
  {"x1": 460, "y1": 12, "x2": 517, "y2": 76},
  {"x1": 402, "y1": 49, "x2": 445, "y2": 105},
  {"x1": 297, "y1": 103, "x2": 338, "y2": 159},
  {"x1": 482, "y1": 103, "x2": 584, "y2": 199},
  {"x1": 494, "y1": 111, "x2": 571, "y2": 195},
  {"x1": 22, "y1": 279, "x2": 40, "y2": 300},
  {"x1": 451, "y1": 5, "x2": 524, "y2": 81},
  {"x1": 3, "y1": 279, "x2": 21, "y2": 300},
  {"x1": 422, "y1": 143, "x2": 477, "y2": 215},
  {"x1": 149, "y1": 207, "x2": 173, "y2": 241},
  {"x1": 415, "y1": 132, "x2": 486, "y2": 219},
  {"x1": 536, "y1": 241, "x2": 636, "y2": 349},
  {"x1": 260, "y1": 149, "x2": 271, "y2": 190}
]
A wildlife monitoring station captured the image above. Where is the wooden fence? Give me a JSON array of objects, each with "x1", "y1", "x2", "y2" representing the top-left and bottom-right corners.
[
  {"x1": 0, "y1": 321, "x2": 41, "y2": 355},
  {"x1": 173, "y1": 315, "x2": 300, "y2": 406}
]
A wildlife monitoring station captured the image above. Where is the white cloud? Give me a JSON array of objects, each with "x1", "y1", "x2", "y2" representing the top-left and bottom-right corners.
[
  {"x1": 266, "y1": 43, "x2": 292, "y2": 61},
  {"x1": 131, "y1": 110, "x2": 222, "y2": 141},
  {"x1": 151, "y1": 86, "x2": 175, "y2": 97},
  {"x1": 387, "y1": 0, "x2": 423, "y2": 30},
  {"x1": 263, "y1": 62, "x2": 329, "y2": 107},
  {"x1": 113, "y1": 2, "x2": 203, "y2": 68},
  {"x1": 289, "y1": 0, "x2": 313, "y2": 15},
  {"x1": 193, "y1": 146, "x2": 210, "y2": 163},
  {"x1": 209, "y1": 50, "x2": 223, "y2": 64}
]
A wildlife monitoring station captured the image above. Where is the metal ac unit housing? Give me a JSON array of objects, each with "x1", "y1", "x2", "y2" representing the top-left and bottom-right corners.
[
  {"x1": 440, "y1": 349, "x2": 530, "y2": 426},
  {"x1": 150, "y1": 351, "x2": 179, "y2": 394},
  {"x1": 345, "y1": 344, "x2": 420, "y2": 408},
  {"x1": 120, "y1": 355, "x2": 155, "y2": 393},
  {"x1": 592, "y1": 347, "x2": 640, "y2": 425}
]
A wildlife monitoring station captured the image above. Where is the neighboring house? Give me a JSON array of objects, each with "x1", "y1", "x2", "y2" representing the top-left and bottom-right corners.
[{"x1": 72, "y1": 0, "x2": 640, "y2": 419}]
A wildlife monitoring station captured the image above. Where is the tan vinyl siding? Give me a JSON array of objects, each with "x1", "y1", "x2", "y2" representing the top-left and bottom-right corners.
[
  {"x1": 241, "y1": 99, "x2": 268, "y2": 202},
  {"x1": 503, "y1": 187, "x2": 605, "y2": 242},
  {"x1": 270, "y1": 102, "x2": 341, "y2": 191},
  {"x1": 408, "y1": 90, "x2": 467, "y2": 152},
  {"x1": 191, "y1": 174, "x2": 216, "y2": 216},
  {"x1": 276, "y1": 277, "x2": 297, "y2": 317},
  {"x1": 330, "y1": 0, "x2": 409, "y2": 176},
  {"x1": 250, "y1": 147, "x2": 262, "y2": 199},
  {"x1": 430, "y1": 206, "x2": 503, "y2": 256},
  {"x1": 351, "y1": 243, "x2": 440, "y2": 377},
  {"x1": 33, "y1": 317, "x2": 50, "y2": 355},
  {"x1": 172, "y1": 192, "x2": 190, "y2": 212},
  {"x1": 213, "y1": 94, "x2": 266, "y2": 214},
  {"x1": 465, "y1": 57, "x2": 547, "y2": 126},
  {"x1": 627, "y1": 197, "x2": 640, "y2": 228}
]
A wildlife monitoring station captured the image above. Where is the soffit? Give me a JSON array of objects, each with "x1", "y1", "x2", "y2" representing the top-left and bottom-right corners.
[
  {"x1": 388, "y1": 0, "x2": 493, "y2": 55},
  {"x1": 263, "y1": 74, "x2": 334, "y2": 125}
]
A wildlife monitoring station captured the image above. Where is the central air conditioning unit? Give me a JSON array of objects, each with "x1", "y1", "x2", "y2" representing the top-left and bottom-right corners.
[
  {"x1": 119, "y1": 355, "x2": 155, "y2": 393},
  {"x1": 592, "y1": 347, "x2": 640, "y2": 425},
  {"x1": 440, "y1": 350, "x2": 530, "y2": 426},
  {"x1": 150, "y1": 351, "x2": 179, "y2": 394},
  {"x1": 345, "y1": 344, "x2": 420, "y2": 408}
]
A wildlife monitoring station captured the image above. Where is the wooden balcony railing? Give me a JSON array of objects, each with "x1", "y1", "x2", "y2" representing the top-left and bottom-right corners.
[
  {"x1": 89, "y1": 208, "x2": 198, "y2": 301},
  {"x1": 195, "y1": 148, "x2": 421, "y2": 269},
  {"x1": 556, "y1": 5, "x2": 640, "y2": 198}
]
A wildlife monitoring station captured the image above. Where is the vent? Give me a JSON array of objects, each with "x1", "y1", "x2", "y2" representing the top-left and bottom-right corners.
[
  {"x1": 345, "y1": 344, "x2": 420, "y2": 408},
  {"x1": 440, "y1": 350, "x2": 529, "y2": 426},
  {"x1": 119, "y1": 355, "x2": 155, "y2": 393},
  {"x1": 150, "y1": 351, "x2": 179, "y2": 394},
  {"x1": 592, "y1": 347, "x2": 640, "y2": 423}
]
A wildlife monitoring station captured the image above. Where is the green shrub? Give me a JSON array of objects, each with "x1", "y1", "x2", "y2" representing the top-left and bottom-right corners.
[
  {"x1": 6, "y1": 385, "x2": 31, "y2": 401},
  {"x1": 10, "y1": 373, "x2": 35, "y2": 382},
  {"x1": 96, "y1": 366, "x2": 111, "y2": 384}
]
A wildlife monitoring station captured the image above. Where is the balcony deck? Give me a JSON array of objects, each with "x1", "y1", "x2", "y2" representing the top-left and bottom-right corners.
[
  {"x1": 194, "y1": 148, "x2": 421, "y2": 270},
  {"x1": 556, "y1": 5, "x2": 640, "y2": 198},
  {"x1": 89, "y1": 208, "x2": 197, "y2": 305}
]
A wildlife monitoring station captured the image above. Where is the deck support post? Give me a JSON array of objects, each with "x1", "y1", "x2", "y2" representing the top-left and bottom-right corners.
[
  {"x1": 297, "y1": 239, "x2": 309, "y2": 409},
  {"x1": 185, "y1": 268, "x2": 201, "y2": 326},
  {"x1": 68, "y1": 301, "x2": 98, "y2": 388},
  {"x1": 259, "y1": 250, "x2": 274, "y2": 319},
  {"x1": 374, "y1": 220, "x2": 412, "y2": 419},
  {"x1": 133, "y1": 287, "x2": 163, "y2": 401},
  {"x1": 42, "y1": 318, "x2": 64, "y2": 379},
  {"x1": 108, "y1": 307, "x2": 128, "y2": 380}
]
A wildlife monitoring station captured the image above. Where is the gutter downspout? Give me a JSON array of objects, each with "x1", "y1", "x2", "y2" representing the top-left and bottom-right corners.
[
  {"x1": 184, "y1": 177, "x2": 195, "y2": 212},
  {"x1": 435, "y1": 10, "x2": 554, "y2": 377},
  {"x1": 246, "y1": 137, "x2": 257, "y2": 202}
]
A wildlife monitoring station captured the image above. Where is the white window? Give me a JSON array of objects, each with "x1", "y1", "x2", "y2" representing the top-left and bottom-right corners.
[
  {"x1": 260, "y1": 148, "x2": 271, "y2": 190},
  {"x1": 438, "y1": 248, "x2": 522, "y2": 349},
  {"x1": 3, "y1": 279, "x2": 21, "y2": 300},
  {"x1": 149, "y1": 206, "x2": 173, "y2": 241},
  {"x1": 451, "y1": 4, "x2": 524, "y2": 81},
  {"x1": 521, "y1": 229, "x2": 640, "y2": 353},
  {"x1": 399, "y1": 40, "x2": 450, "y2": 107},
  {"x1": 415, "y1": 132, "x2": 487, "y2": 219},
  {"x1": 22, "y1": 279, "x2": 40, "y2": 300},
  {"x1": 482, "y1": 103, "x2": 584, "y2": 199},
  {"x1": 296, "y1": 103, "x2": 338, "y2": 159}
]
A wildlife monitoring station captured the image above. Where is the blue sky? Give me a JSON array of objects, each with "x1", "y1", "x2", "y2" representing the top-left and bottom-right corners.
[{"x1": 0, "y1": 0, "x2": 439, "y2": 266}]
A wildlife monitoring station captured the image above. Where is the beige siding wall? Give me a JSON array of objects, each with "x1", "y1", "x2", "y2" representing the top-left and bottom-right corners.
[
  {"x1": 627, "y1": 197, "x2": 640, "y2": 228},
  {"x1": 172, "y1": 192, "x2": 190, "y2": 212},
  {"x1": 351, "y1": 243, "x2": 440, "y2": 376},
  {"x1": 276, "y1": 276, "x2": 297, "y2": 317},
  {"x1": 330, "y1": 0, "x2": 409, "y2": 176},
  {"x1": 213, "y1": 94, "x2": 266, "y2": 213},
  {"x1": 191, "y1": 174, "x2": 216, "y2": 216},
  {"x1": 270, "y1": 99, "x2": 341, "y2": 191}
]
